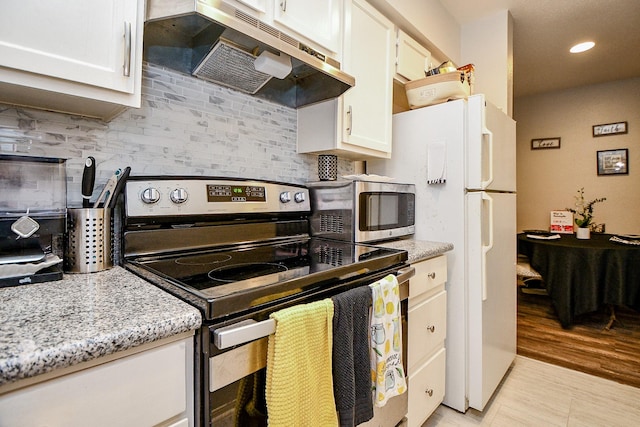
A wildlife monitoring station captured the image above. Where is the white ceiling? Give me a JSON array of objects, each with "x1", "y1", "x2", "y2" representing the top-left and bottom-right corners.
[{"x1": 438, "y1": 0, "x2": 640, "y2": 98}]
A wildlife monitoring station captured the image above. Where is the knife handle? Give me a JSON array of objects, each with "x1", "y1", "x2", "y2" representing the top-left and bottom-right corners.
[
  {"x1": 107, "y1": 166, "x2": 131, "y2": 209},
  {"x1": 82, "y1": 156, "x2": 96, "y2": 208}
]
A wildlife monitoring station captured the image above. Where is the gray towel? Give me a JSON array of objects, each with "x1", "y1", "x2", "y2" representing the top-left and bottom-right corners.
[{"x1": 331, "y1": 286, "x2": 373, "y2": 427}]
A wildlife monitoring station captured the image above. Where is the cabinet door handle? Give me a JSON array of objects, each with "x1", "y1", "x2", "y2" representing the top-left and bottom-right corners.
[
  {"x1": 123, "y1": 21, "x2": 132, "y2": 77},
  {"x1": 426, "y1": 325, "x2": 435, "y2": 333},
  {"x1": 346, "y1": 105, "x2": 353, "y2": 135},
  {"x1": 425, "y1": 388, "x2": 434, "y2": 397},
  {"x1": 280, "y1": 0, "x2": 286, "y2": 12},
  {"x1": 428, "y1": 272, "x2": 436, "y2": 279}
]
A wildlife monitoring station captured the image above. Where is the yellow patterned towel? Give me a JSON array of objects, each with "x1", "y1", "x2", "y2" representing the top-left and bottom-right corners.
[
  {"x1": 266, "y1": 299, "x2": 338, "y2": 427},
  {"x1": 370, "y1": 274, "x2": 407, "y2": 407}
]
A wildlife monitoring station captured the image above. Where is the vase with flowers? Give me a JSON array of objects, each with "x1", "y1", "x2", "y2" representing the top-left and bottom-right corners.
[{"x1": 566, "y1": 188, "x2": 606, "y2": 239}]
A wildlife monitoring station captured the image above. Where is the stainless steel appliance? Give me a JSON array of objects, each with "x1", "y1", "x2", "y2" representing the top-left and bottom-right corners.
[
  {"x1": 122, "y1": 176, "x2": 412, "y2": 427},
  {"x1": 144, "y1": 0, "x2": 355, "y2": 108},
  {"x1": 307, "y1": 180, "x2": 416, "y2": 243},
  {"x1": 0, "y1": 155, "x2": 66, "y2": 287}
]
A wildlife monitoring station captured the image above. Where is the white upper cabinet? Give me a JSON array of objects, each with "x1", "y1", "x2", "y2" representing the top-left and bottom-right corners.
[
  {"x1": 219, "y1": 0, "x2": 343, "y2": 59},
  {"x1": 227, "y1": 0, "x2": 268, "y2": 13},
  {"x1": 297, "y1": 0, "x2": 395, "y2": 159},
  {"x1": 396, "y1": 29, "x2": 431, "y2": 82},
  {"x1": 0, "y1": 0, "x2": 144, "y2": 120},
  {"x1": 272, "y1": 0, "x2": 343, "y2": 54},
  {"x1": 220, "y1": 0, "x2": 268, "y2": 18},
  {"x1": 0, "y1": 1, "x2": 137, "y2": 94}
]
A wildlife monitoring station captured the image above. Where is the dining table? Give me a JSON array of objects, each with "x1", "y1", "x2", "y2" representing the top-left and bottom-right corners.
[{"x1": 517, "y1": 232, "x2": 640, "y2": 328}]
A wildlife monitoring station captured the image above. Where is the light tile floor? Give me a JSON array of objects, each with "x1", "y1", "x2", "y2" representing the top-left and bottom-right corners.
[{"x1": 423, "y1": 356, "x2": 640, "y2": 427}]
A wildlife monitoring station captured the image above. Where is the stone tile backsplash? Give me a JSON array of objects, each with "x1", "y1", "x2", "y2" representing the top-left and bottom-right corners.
[{"x1": 0, "y1": 63, "x2": 355, "y2": 207}]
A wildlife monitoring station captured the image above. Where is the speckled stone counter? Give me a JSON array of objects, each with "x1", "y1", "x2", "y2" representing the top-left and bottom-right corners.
[
  {"x1": 0, "y1": 266, "x2": 202, "y2": 387},
  {"x1": 377, "y1": 239, "x2": 453, "y2": 263}
]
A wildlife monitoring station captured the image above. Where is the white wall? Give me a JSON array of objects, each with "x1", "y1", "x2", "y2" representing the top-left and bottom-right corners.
[
  {"x1": 367, "y1": 0, "x2": 461, "y2": 65},
  {"x1": 461, "y1": 10, "x2": 513, "y2": 116},
  {"x1": 515, "y1": 77, "x2": 640, "y2": 235}
]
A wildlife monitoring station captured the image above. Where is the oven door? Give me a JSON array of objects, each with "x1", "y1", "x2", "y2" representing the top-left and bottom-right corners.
[{"x1": 207, "y1": 266, "x2": 413, "y2": 426}]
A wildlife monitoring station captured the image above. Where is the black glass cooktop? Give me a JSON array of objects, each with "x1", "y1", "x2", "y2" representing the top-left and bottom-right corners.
[
  {"x1": 139, "y1": 238, "x2": 404, "y2": 296},
  {"x1": 130, "y1": 237, "x2": 406, "y2": 302}
]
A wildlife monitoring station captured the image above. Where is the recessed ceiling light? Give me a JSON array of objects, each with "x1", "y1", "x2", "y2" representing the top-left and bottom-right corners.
[{"x1": 570, "y1": 41, "x2": 595, "y2": 53}]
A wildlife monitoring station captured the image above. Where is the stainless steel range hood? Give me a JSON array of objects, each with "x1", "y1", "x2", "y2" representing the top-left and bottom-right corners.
[{"x1": 144, "y1": 0, "x2": 355, "y2": 108}]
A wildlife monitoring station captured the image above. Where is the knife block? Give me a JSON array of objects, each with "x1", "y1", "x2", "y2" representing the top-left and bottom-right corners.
[{"x1": 65, "y1": 208, "x2": 112, "y2": 273}]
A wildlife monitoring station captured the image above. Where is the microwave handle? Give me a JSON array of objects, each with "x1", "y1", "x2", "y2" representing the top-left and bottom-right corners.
[{"x1": 213, "y1": 266, "x2": 415, "y2": 349}]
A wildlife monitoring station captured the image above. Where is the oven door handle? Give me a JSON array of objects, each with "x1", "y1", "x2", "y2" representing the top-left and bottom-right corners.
[
  {"x1": 396, "y1": 266, "x2": 415, "y2": 291},
  {"x1": 214, "y1": 318, "x2": 276, "y2": 350},
  {"x1": 213, "y1": 266, "x2": 415, "y2": 350}
]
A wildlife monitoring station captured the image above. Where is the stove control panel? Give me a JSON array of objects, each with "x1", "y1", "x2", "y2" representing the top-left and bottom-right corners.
[
  {"x1": 125, "y1": 178, "x2": 311, "y2": 218},
  {"x1": 207, "y1": 184, "x2": 266, "y2": 203}
]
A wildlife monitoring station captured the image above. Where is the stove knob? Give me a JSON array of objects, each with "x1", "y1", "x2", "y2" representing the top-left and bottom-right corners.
[
  {"x1": 170, "y1": 188, "x2": 188, "y2": 204},
  {"x1": 280, "y1": 191, "x2": 291, "y2": 203},
  {"x1": 294, "y1": 192, "x2": 306, "y2": 203},
  {"x1": 141, "y1": 187, "x2": 160, "y2": 204}
]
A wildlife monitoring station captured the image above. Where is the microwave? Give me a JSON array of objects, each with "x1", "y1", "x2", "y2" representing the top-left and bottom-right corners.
[{"x1": 307, "y1": 180, "x2": 415, "y2": 243}]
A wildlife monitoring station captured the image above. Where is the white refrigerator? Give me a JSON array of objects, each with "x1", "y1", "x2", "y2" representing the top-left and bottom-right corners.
[{"x1": 368, "y1": 94, "x2": 517, "y2": 412}]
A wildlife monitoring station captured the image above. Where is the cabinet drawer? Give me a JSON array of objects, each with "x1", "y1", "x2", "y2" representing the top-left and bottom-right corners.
[
  {"x1": 409, "y1": 255, "x2": 447, "y2": 299},
  {"x1": 407, "y1": 348, "x2": 446, "y2": 427},
  {"x1": 408, "y1": 290, "x2": 446, "y2": 371},
  {"x1": 0, "y1": 339, "x2": 188, "y2": 427}
]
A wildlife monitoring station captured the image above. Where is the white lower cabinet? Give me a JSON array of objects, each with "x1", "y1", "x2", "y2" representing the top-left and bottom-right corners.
[
  {"x1": 407, "y1": 348, "x2": 446, "y2": 425},
  {"x1": 407, "y1": 255, "x2": 447, "y2": 427},
  {"x1": 407, "y1": 290, "x2": 446, "y2": 369},
  {"x1": 0, "y1": 336, "x2": 194, "y2": 427}
]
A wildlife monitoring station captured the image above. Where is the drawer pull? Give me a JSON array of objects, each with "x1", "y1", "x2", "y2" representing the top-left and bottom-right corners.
[
  {"x1": 425, "y1": 388, "x2": 434, "y2": 397},
  {"x1": 428, "y1": 272, "x2": 436, "y2": 279},
  {"x1": 426, "y1": 325, "x2": 435, "y2": 333}
]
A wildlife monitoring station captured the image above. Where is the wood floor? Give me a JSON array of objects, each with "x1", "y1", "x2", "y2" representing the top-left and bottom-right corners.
[{"x1": 516, "y1": 289, "x2": 640, "y2": 389}]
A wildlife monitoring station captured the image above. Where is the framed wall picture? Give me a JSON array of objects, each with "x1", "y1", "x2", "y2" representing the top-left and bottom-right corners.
[
  {"x1": 597, "y1": 149, "x2": 628, "y2": 175},
  {"x1": 593, "y1": 121, "x2": 628, "y2": 137},
  {"x1": 531, "y1": 137, "x2": 561, "y2": 150}
]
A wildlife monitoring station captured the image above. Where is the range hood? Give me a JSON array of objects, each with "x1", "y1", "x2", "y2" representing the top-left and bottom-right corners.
[{"x1": 144, "y1": 0, "x2": 355, "y2": 108}]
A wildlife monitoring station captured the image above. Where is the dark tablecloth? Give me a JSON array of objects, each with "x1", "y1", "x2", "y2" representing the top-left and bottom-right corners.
[{"x1": 518, "y1": 233, "x2": 640, "y2": 328}]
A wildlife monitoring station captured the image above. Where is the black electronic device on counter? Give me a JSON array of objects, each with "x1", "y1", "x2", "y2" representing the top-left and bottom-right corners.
[{"x1": 0, "y1": 155, "x2": 67, "y2": 287}]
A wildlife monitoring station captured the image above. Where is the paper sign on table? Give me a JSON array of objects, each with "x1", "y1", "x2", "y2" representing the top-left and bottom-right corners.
[{"x1": 550, "y1": 210, "x2": 573, "y2": 234}]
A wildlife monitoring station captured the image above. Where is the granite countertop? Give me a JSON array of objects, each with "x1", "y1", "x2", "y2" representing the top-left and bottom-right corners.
[
  {"x1": 377, "y1": 238, "x2": 453, "y2": 263},
  {"x1": 0, "y1": 266, "x2": 202, "y2": 388}
]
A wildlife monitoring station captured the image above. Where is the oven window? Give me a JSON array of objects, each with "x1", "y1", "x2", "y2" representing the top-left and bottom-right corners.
[
  {"x1": 211, "y1": 369, "x2": 268, "y2": 427},
  {"x1": 359, "y1": 192, "x2": 415, "y2": 231}
]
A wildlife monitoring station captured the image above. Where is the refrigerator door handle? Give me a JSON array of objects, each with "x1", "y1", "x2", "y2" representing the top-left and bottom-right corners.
[
  {"x1": 482, "y1": 192, "x2": 494, "y2": 301},
  {"x1": 481, "y1": 127, "x2": 494, "y2": 189}
]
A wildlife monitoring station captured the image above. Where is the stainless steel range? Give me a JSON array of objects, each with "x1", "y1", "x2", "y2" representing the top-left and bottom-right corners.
[{"x1": 121, "y1": 176, "x2": 412, "y2": 427}]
